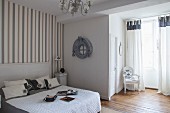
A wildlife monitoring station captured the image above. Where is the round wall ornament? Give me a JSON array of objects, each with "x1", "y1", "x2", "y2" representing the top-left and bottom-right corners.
[{"x1": 72, "y1": 36, "x2": 93, "y2": 59}]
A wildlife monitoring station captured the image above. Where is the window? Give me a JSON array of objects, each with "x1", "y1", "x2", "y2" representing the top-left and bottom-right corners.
[{"x1": 141, "y1": 19, "x2": 158, "y2": 69}]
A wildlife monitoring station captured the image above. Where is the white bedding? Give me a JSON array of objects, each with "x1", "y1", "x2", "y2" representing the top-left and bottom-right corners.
[{"x1": 6, "y1": 86, "x2": 101, "y2": 113}]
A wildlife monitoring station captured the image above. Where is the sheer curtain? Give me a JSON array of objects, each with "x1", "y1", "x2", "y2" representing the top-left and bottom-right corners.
[
  {"x1": 158, "y1": 16, "x2": 170, "y2": 95},
  {"x1": 126, "y1": 20, "x2": 145, "y2": 91}
]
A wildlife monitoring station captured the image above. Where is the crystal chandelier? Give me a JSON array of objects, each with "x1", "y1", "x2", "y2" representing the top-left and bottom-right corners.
[{"x1": 59, "y1": 0, "x2": 92, "y2": 16}]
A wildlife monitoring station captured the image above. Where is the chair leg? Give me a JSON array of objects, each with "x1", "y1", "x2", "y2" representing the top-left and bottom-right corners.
[
  {"x1": 138, "y1": 83, "x2": 140, "y2": 92},
  {"x1": 133, "y1": 84, "x2": 135, "y2": 91},
  {"x1": 124, "y1": 84, "x2": 126, "y2": 94}
]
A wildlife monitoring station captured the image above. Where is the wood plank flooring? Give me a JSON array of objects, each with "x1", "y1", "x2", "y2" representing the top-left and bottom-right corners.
[{"x1": 101, "y1": 89, "x2": 170, "y2": 113}]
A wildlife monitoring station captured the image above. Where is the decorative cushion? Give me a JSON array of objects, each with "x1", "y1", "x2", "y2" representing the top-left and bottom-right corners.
[
  {"x1": 26, "y1": 76, "x2": 50, "y2": 90},
  {"x1": 2, "y1": 84, "x2": 28, "y2": 99},
  {"x1": 25, "y1": 79, "x2": 39, "y2": 91},
  {"x1": 4, "y1": 80, "x2": 28, "y2": 87},
  {"x1": 124, "y1": 69, "x2": 133, "y2": 79},
  {"x1": 31, "y1": 80, "x2": 41, "y2": 90},
  {"x1": 44, "y1": 78, "x2": 60, "y2": 89},
  {"x1": 36, "y1": 75, "x2": 50, "y2": 89}
]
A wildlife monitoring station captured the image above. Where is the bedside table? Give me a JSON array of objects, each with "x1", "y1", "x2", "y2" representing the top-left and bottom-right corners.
[{"x1": 55, "y1": 73, "x2": 68, "y2": 86}]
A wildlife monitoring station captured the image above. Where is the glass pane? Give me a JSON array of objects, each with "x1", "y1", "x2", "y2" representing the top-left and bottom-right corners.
[
  {"x1": 143, "y1": 53, "x2": 154, "y2": 68},
  {"x1": 142, "y1": 37, "x2": 153, "y2": 51},
  {"x1": 142, "y1": 21, "x2": 154, "y2": 68}
]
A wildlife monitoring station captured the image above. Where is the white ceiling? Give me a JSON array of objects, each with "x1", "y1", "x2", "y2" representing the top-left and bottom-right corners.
[
  {"x1": 7, "y1": 0, "x2": 170, "y2": 23},
  {"x1": 115, "y1": 2, "x2": 170, "y2": 20},
  {"x1": 8, "y1": 0, "x2": 111, "y2": 16}
]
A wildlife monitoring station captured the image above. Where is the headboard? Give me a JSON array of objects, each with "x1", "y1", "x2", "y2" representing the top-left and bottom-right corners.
[{"x1": 0, "y1": 63, "x2": 50, "y2": 87}]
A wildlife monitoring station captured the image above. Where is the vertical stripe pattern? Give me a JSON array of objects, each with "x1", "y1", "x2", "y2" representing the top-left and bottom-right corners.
[
  {"x1": 57, "y1": 23, "x2": 64, "y2": 71},
  {"x1": 14, "y1": 3, "x2": 18, "y2": 63},
  {"x1": 0, "y1": 0, "x2": 2, "y2": 64},
  {"x1": 35, "y1": 10, "x2": 39, "y2": 63},
  {"x1": 9, "y1": 2, "x2": 13, "y2": 63},
  {"x1": 1, "y1": 0, "x2": 64, "y2": 72},
  {"x1": 18, "y1": 5, "x2": 22, "y2": 63},
  {"x1": 32, "y1": 9, "x2": 35, "y2": 63},
  {"x1": 4, "y1": 0, "x2": 9, "y2": 63},
  {"x1": 27, "y1": 8, "x2": 31, "y2": 63}
]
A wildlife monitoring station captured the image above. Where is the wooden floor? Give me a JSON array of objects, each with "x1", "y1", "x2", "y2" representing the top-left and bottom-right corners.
[{"x1": 101, "y1": 89, "x2": 170, "y2": 113}]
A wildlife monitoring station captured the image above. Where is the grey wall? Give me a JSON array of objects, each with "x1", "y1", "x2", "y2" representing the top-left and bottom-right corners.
[
  {"x1": 0, "y1": 63, "x2": 50, "y2": 87},
  {"x1": 0, "y1": 0, "x2": 2, "y2": 63},
  {"x1": 64, "y1": 16, "x2": 110, "y2": 99}
]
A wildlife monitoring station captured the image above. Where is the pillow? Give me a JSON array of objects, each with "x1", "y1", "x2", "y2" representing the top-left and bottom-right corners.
[
  {"x1": 4, "y1": 79, "x2": 28, "y2": 87},
  {"x1": 26, "y1": 79, "x2": 40, "y2": 90},
  {"x1": 44, "y1": 78, "x2": 60, "y2": 89},
  {"x1": 36, "y1": 75, "x2": 50, "y2": 89},
  {"x1": 26, "y1": 79, "x2": 39, "y2": 90},
  {"x1": 2, "y1": 84, "x2": 28, "y2": 99}
]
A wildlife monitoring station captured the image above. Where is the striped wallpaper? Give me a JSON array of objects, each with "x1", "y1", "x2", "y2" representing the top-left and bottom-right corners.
[{"x1": 0, "y1": 0, "x2": 64, "y2": 70}]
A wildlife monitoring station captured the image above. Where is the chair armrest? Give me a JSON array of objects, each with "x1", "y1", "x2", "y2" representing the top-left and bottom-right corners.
[
  {"x1": 132, "y1": 74, "x2": 140, "y2": 79},
  {"x1": 133, "y1": 74, "x2": 140, "y2": 77}
]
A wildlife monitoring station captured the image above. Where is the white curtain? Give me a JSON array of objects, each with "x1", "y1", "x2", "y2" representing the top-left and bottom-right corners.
[
  {"x1": 126, "y1": 21, "x2": 145, "y2": 91},
  {"x1": 158, "y1": 16, "x2": 170, "y2": 95}
]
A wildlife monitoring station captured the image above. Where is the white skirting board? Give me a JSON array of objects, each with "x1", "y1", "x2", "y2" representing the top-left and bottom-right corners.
[{"x1": 101, "y1": 95, "x2": 111, "y2": 101}]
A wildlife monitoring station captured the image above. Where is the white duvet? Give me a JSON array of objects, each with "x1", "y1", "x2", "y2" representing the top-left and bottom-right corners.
[{"x1": 6, "y1": 86, "x2": 101, "y2": 113}]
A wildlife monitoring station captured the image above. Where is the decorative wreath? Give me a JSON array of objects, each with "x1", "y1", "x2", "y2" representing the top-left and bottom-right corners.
[{"x1": 72, "y1": 36, "x2": 93, "y2": 59}]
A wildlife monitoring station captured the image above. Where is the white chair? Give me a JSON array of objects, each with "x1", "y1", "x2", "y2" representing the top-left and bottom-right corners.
[{"x1": 123, "y1": 66, "x2": 140, "y2": 93}]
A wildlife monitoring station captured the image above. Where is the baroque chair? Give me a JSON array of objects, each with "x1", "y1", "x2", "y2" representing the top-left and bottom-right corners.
[{"x1": 123, "y1": 66, "x2": 140, "y2": 93}]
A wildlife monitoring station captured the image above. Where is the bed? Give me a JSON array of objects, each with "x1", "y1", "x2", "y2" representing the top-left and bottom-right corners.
[{"x1": 0, "y1": 85, "x2": 101, "y2": 113}]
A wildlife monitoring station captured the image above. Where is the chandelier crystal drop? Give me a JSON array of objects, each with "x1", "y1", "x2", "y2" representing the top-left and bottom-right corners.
[{"x1": 59, "y1": 0, "x2": 92, "y2": 16}]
